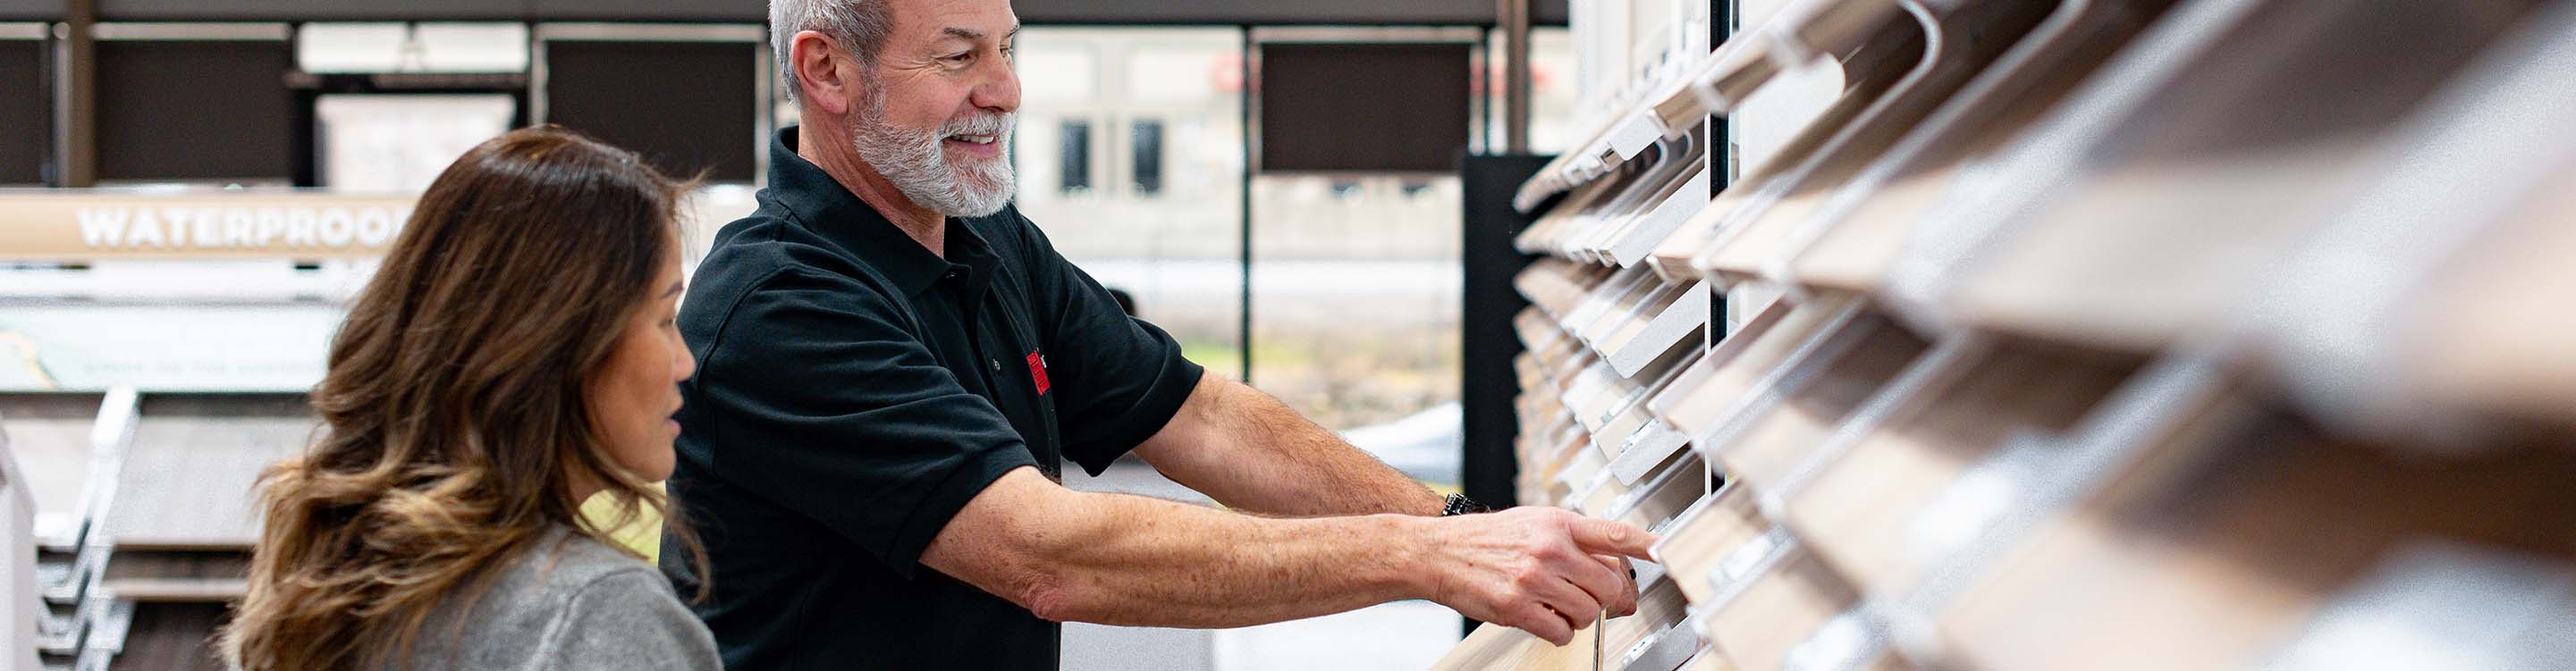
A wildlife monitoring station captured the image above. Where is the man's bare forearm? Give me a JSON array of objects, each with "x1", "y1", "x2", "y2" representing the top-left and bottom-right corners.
[
  {"x1": 1136, "y1": 373, "x2": 1443, "y2": 517},
  {"x1": 924, "y1": 467, "x2": 1659, "y2": 644},
  {"x1": 1029, "y1": 491, "x2": 1436, "y2": 626},
  {"x1": 928, "y1": 468, "x2": 1433, "y2": 627}
]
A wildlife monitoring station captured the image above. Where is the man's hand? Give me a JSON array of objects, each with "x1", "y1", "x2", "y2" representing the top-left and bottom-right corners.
[{"x1": 1418, "y1": 507, "x2": 1656, "y2": 646}]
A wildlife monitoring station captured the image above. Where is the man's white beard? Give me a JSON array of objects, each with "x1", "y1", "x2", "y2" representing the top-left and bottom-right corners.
[{"x1": 850, "y1": 88, "x2": 1017, "y2": 218}]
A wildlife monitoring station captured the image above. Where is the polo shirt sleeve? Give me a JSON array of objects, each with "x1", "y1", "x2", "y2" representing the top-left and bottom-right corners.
[
  {"x1": 691, "y1": 267, "x2": 1037, "y2": 576},
  {"x1": 1014, "y1": 215, "x2": 1208, "y2": 475}
]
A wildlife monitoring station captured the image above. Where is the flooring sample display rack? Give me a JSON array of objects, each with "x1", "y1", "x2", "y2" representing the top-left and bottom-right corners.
[
  {"x1": 1, "y1": 188, "x2": 400, "y2": 671},
  {"x1": 1440, "y1": 0, "x2": 2576, "y2": 669},
  {"x1": 1, "y1": 390, "x2": 308, "y2": 671}
]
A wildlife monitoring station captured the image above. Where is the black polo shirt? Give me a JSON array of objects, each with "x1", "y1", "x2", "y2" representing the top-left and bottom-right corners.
[{"x1": 662, "y1": 127, "x2": 1204, "y2": 670}]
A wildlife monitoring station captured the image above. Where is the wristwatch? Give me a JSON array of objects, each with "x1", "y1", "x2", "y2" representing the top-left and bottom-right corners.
[{"x1": 1440, "y1": 493, "x2": 1491, "y2": 516}]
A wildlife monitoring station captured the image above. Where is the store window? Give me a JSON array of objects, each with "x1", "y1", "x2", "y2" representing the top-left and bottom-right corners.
[
  {"x1": 1060, "y1": 120, "x2": 1094, "y2": 193},
  {"x1": 1484, "y1": 27, "x2": 1579, "y2": 155},
  {"x1": 1010, "y1": 28, "x2": 1245, "y2": 375},
  {"x1": 1246, "y1": 29, "x2": 1482, "y2": 485},
  {"x1": 1249, "y1": 173, "x2": 1463, "y2": 449},
  {"x1": 298, "y1": 23, "x2": 531, "y2": 191},
  {"x1": 1132, "y1": 119, "x2": 1164, "y2": 195}
]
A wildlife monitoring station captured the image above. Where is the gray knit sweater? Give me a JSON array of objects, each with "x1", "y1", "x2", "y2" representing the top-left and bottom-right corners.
[{"x1": 387, "y1": 526, "x2": 720, "y2": 671}]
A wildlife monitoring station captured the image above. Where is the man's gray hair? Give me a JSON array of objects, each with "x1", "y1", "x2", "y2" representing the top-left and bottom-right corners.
[{"x1": 771, "y1": 0, "x2": 893, "y2": 104}]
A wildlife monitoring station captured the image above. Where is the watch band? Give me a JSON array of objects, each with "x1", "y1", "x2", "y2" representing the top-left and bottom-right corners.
[{"x1": 1441, "y1": 493, "x2": 1491, "y2": 516}]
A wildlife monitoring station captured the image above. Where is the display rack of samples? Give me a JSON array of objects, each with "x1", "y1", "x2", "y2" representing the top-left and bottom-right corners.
[
  {"x1": 0, "y1": 190, "x2": 393, "y2": 671},
  {"x1": 1438, "y1": 0, "x2": 2576, "y2": 669}
]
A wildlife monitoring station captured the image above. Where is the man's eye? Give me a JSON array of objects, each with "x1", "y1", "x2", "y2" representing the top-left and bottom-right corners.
[{"x1": 945, "y1": 53, "x2": 973, "y2": 63}]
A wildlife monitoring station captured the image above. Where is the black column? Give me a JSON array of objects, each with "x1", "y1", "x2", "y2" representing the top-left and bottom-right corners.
[{"x1": 1459, "y1": 155, "x2": 1553, "y2": 512}]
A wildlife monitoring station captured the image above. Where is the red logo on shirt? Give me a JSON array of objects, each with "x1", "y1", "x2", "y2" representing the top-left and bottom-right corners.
[{"x1": 1027, "y1": 351, "x2": 1051, "y2": 395}]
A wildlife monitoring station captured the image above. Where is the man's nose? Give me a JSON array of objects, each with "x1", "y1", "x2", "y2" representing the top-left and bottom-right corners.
[{"x1": 972, "y1": 56, "x2": 1020, "y2": 113}]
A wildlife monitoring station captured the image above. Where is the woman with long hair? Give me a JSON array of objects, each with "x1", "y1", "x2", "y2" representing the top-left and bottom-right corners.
[{"x1": 222, "y1": 126, "x2": 720, "y2": 671}]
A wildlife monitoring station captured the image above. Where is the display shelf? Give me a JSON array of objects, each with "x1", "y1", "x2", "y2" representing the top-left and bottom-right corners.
[
  {"x1": 1468, "y1": 0, "x2": 2576, "y2": 667},
  {"x1": 1588, "y1": 348, "x2": 1708, "y2": 461},
  {"x1": 1572, "y1": 273, "x2": 1678, "y2": 349},
  {"x1": 1649, "y1": 294, "x2": 1858, "y2": 454},
  {"x1": 1606, "y1": 451, "x2": 1707, "y2": 533},
  {"x1": 1604, "y1": 415, "x2": 1692, "y2": 484},
  {"x1": 1782, "y1": 0, "x2": 2178, "y2": 292},
  {"x1": 1641, "y1": 17, "x2": 1921, "y2": 285},
  {"x1": 1515, "y1": 0, "x2": 1905, "y2": 214},
  {"x1": 1930, "y1": 398, "x2": 2576, "y2": 671},
  {"x1": 1778, "y1": 338, "x2": 2139, "y2": 601},
  {"x1": 1698, "y1": 541, "x2": 1899, "y2": 671},
  {"x1": 1694, "y1": 0, "x2": 2060, "y2": 283},
  {"x1": 2230, "y1": 4, "x2": 2576, "y2": 442},
  {"x1": 1690, "y1": 309, "x2": 1927, "y2": 498},
  {"x1": 102, "y1": 394, "x2": 309, "y2": 549},
  {"x1": 0, "y1": 393, "x2": 106, "y2": 546},
  {"x1": 1602, "y1": 165, "x2": 1715, "y2": 268},
  {"x1": 1600, "y1": 281, "x2": 1711, "y2": 378},
  {"x1": 2404, "y1": 180, "x2": 2576, "y2": 432},
  {"x1": 1921, "y1": 0, "x2": 2548, "y2": 351},
  {"x1": 1648, "y1": 483, "x2": 1767, "y2": 605},
  {"x1": 1568, "y1": 134, "x2": 1711, "y2": 265}
]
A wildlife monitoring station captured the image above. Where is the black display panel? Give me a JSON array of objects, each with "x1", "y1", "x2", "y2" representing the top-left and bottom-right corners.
[
  {"x1": 1258, "y1": 42, "x2": 1473, "y2": 173},
  {"x1": 95, "y1": 38, "x2": 297, "y2": 182},
  {"x1": 0, "y1": 38, "x2": 45, "y2": 184},
  {"x1": 543, "y1": 39, "x2": 760, "y2": 182}
]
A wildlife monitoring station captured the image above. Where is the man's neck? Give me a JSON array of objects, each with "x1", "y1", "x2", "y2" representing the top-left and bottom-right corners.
[{"x1": 798, "y1": 125, "x2": 946, "y2": 256}]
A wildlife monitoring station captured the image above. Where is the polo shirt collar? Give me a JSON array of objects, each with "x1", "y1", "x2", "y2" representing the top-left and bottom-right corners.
[{"x1": 766, "y1": 126, "x2": 994, "y2": 298}]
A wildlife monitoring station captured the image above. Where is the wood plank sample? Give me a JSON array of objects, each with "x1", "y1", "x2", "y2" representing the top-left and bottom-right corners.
[
  {"x1": 1651, "y1": 485, "x2": 1769, "y2": 605},
  {"x1": 1652, "y1": 295, "x2": 1860, "y2": 449},
  {"x1": 1937, "y1": 400, "x2": 2576, "y2": 670},
  {"x1": 1946, "y1": 1, "x2": 2546, "y2": 351},
  {"x1": 1702, "y1": 313, "x2": 1929, "y2": 493},
  {"x1": 1784, "y1": 340, "x2": 2138, "y2": 598},
  {"x1": 1699, "y1": 0, "x2": 2057, "y2": 281},
  {"x1": 1701, "y1": 546, "x2": 1863, "y2": 671},
  {"x1": 2406, "y1": 164, "x2": 2576, "y2": 430},
  {"x1": 0, "y1": 393, "x2": 104, "y2": 533},
  {"x1": 107, "y1": 394, "x2": 313, "y2": 549},
  {"x1": 1789, "y1": 0, "x2": 2177, "y2": 291}
]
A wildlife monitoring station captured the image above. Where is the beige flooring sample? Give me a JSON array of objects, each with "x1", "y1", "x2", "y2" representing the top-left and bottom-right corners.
[
  {"x1": 107, "y1": 394, "x2": 314, "y2": 549},
  {"x1": 1785, "y1": 341, "x2": 2138, "y2": 598},
  {"x1": 1938, "y1": 400, "x2": 2576, "y2": 670}
]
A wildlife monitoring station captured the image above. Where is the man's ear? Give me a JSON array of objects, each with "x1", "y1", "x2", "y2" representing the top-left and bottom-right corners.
[{"x1": 791, "y1": 29, "x2": 864, "y2": 116}]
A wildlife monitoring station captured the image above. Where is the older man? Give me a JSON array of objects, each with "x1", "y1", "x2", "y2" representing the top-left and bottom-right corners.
[{"x1": 663, "y1": 0, "x2": 1652, "y2": 667}]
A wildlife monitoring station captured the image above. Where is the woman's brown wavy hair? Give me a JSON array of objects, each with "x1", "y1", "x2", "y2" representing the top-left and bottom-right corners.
[{"x1": 222, "y1": 126, "x2": 706, "y2": 670}]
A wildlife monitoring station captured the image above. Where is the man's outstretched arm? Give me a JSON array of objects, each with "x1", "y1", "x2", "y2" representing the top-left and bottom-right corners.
[
  {"x1": 920, "y1": 466, "x2": 1653, "y2": 645},
  {"x1": 1130, "y1": 372, "x2": 1446, "y2": 517}
]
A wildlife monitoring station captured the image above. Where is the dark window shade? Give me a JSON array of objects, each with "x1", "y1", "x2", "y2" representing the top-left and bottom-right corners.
[
  {"x1": 1258, "y1": 42, "x2": 1472, "y2": 172},
  {"x1": 94, "y1": 0, "x2": 514, "y2": 21},
  {"x1": 95, "y1": 39, "x2": 295, "y2": 182},
  {"x1": 1130, "y1": 119, "x2": 1162, "y2": 195},
  {"x1": 1059, "y1": 120, "x2": 1090, "y2": 192},
  {"x1": 1533, "y1": 0, "x2": 1568, "y2": 25},
  {"x1": 542, "y1": 40, "x2": 758, "y2": 182},
  {"x1": 0, "y1": 39, "x2": 44, "y2": 184},
  {"x1": 0, "y1": 0, "x2": 66, "y2": 21}
]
